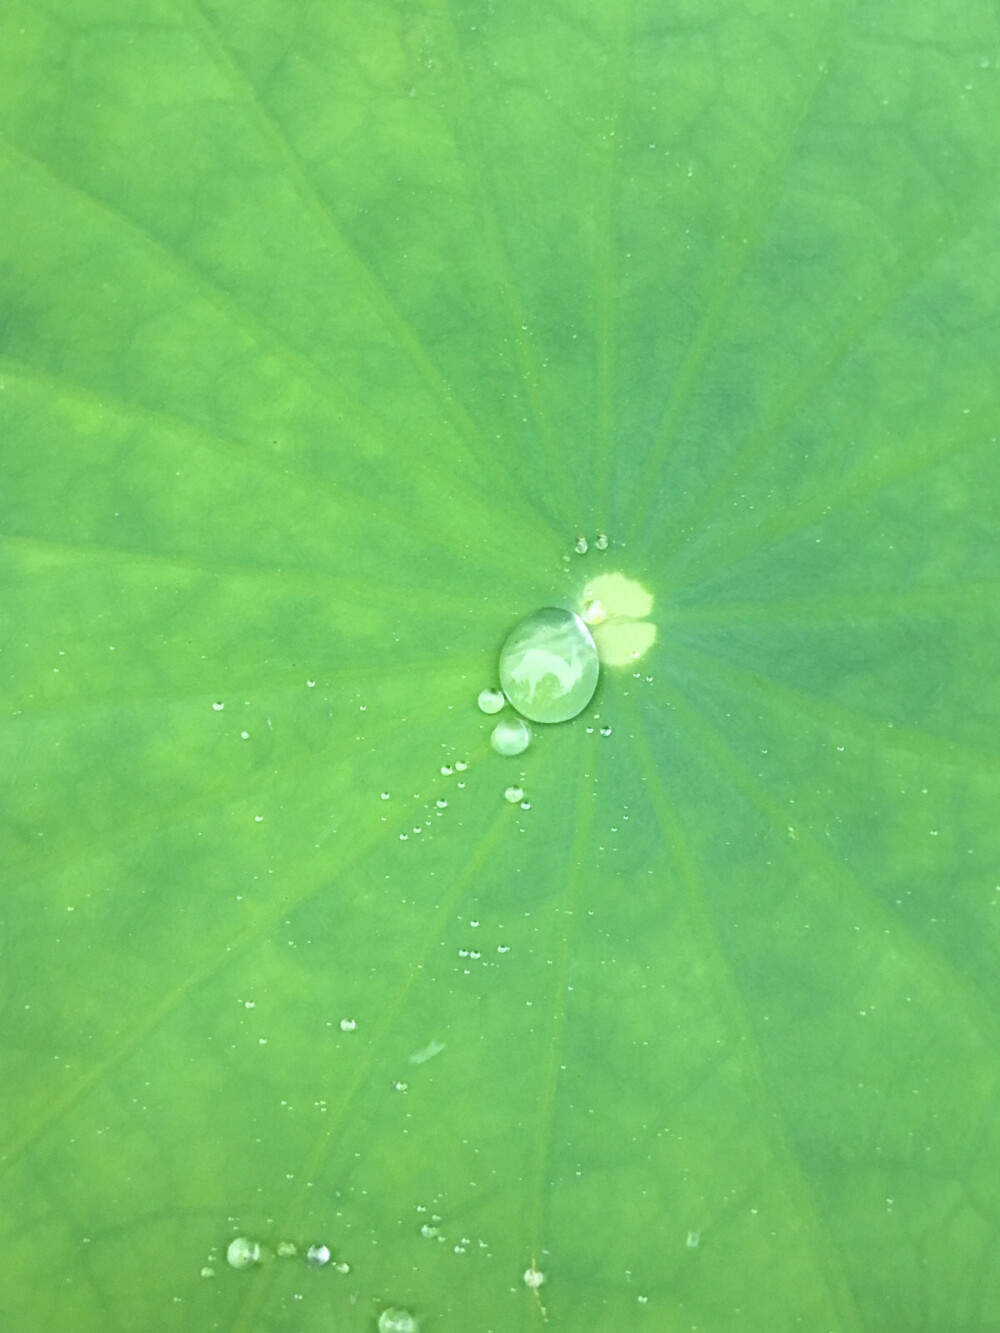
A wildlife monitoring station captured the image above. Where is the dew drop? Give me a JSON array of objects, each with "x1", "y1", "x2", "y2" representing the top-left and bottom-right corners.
[
  {"x1": 477, "y1": 688, "x2": 505, "y2": 714},
  {"x1": 378, "y1": 1309, "x2": 419, "y2": 1333},
  {"x1": 524, "y1": 1266, "x2": 546, "y2": 1289},
  {"x1": 306, "y1": 1243, "x2": 331, "y2": 1267},
  {"x1": 499, "y1": 607, "x2": 599, "y2": 723},
  {"x1": 504, "y1": 786, "x2": 525, "y2": 804},
  {"x1": 226, "y1": 1237, "x2": 261, "y2": 1269},
  {"x1": 491, "y1": 716, "x2": 531, "y2": 756},
  {"x1": 595, "y1": 532, "x2": 609, "y2": 550},
  {"x1": 574, "y1": 535, "x2": 589, "y2": 554},
  {"x1": 454, "y1": 760, "x2": 468, "y2": 772}
]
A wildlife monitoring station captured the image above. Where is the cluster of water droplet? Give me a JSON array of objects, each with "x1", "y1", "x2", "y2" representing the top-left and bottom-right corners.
[
  {"x1": 572, "y1": 531, "x2": 608, "y2": 555},
  {"x1": 218, "y1": 1234, "x2": 349, "y2": 1276},
  {"x1": 478, "y1": 605, "x2": 601, "y2": 778}
]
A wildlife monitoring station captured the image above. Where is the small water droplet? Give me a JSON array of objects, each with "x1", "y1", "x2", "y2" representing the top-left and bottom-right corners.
[
  {"x1": 212, "y1": 701, "x2": 224, "y2": 712},
  {"x1": 574, "y1": 535, "x2": 589, "y2": 554},
  {"x1": 440, "y1": 764, "x2": 454, "y2": 776},
  {"x1": 454, "y1": 760, "x2": 468, "y2": 771},
  {"x1": 435, "y1": 798, "x2": 448, "y2": 809},
  {"x1": 226, "y1": 1237, "x2": 261, "y2": 1269},
  {"x1": 520, "y1": 800, "x2": 531, "y2": 810},
  {"x1": 505, "y1": 786, "x2": 525, "y2": 804},
  {"x1": 306, "y1": 1243, "x2": 331, "y2": 1267},
  {"x1": 276, "y1": 1241, "x2": 298, "y2": 1258},
  {"x1": 378, "y1": 1309, "x2": 419, "y2": 1333},
  {"x1": 340, "y1": 1018, "x2": 356, "y2": 1032},
  {"x1": 524, "y1": 1266, "x2": 546, "y2": 1289},
  {"x1": 477, "y1": 688, "x2": 505, "y2": 714},
  {"x1": 381, "y1": 791, "x2": 391, "y2": 800},
  {"x1": 595, "y1": 532, "x2": 609, "y2": 550},
  {"x1": 600, "y1": 725, "x2": 612, "y2": 737},
  {"x1": 491, "y1": 716, "x2": 531, "y2": 756}
]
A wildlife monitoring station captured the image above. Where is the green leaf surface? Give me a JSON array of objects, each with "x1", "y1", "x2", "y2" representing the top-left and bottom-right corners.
[{"x1": 2, "y1": 1, "x2": 999, "y2": 1329}]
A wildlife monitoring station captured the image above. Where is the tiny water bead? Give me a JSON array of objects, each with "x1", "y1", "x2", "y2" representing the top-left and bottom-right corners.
[
  {"x1": 477, "y1": 687, "x2": 505, "y2": 714},
  {"x1": 306, "y1": 1243, "x2": 331, "y2": 1267},
  {"x1": 498, "y1": 607, "x2": 599, "y2": 724},
  {"x1": 490, "y1": 716, "x2": 531, "y2": 757},
  {"x1": 504, "y1": 786, "x2": 524, "y2": 804},
  {"x1": 581, "y1": 598, "x2": 606, "y2": 626}
]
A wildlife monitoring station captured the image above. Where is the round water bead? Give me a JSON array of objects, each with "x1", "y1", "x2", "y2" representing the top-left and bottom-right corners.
[
  {"x1": 490, "y1": 716, "x2": 530, "y2": 757},
  {"x1": 504, "y1": 786, "x2": 524, "y2": 804},
  {"x1": 378, "y1": 1310, "x2": 419, "y2": 1333},
  {"x1": 499, "y1": 608, "x2": 599, "y2": 723},
  {"x1": 226, "y1": 1237, "x2": 261, "y2": 1269},
  {"x1": 306, "y1": 1243, "x2": 331, "y2": 1267},
  {"x1": 477, "y1": 687, "x2": 505, "y2": 715}
]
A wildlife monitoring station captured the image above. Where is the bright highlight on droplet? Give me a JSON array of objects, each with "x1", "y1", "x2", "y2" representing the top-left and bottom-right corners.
[
  {"x1": 491, "y1": 715, "x2": 531, "y2": 756},
  {"x1": 579, "y1": 572, "x2": 656, "y2": 667},
  {"x1": 499, "y1": 607, "x2": 599, "y2": 723},
  {"x1": 477, "y1": 687, "x2": 505, "y2": 714}
]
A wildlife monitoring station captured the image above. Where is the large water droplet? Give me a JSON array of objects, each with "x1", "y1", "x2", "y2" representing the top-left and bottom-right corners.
[
  {"x1": 490, "y1": 716, "x2": 531, "y2": 756},
  {"x1": 226, "y1": 1237, "x2": 261, "y2": 1269},
  {"x1": 378, "y1": 1310, "x2": 418, "y2": 1333},
  {"x1": 499, "y1": 607, "x2": 599, "y2": 723}
]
